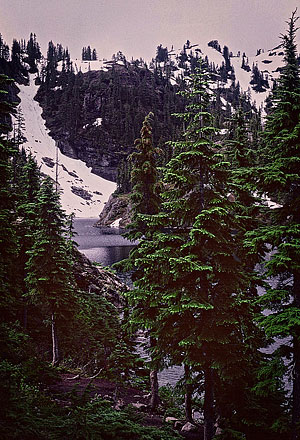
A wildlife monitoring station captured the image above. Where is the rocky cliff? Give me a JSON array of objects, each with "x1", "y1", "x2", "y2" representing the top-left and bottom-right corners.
[
  {"x1": 95, "y1": 193, "x2": 132, "y2": 228},
  {"x1": 35, "y1": 63, "x2": 183, "y2": 182}
]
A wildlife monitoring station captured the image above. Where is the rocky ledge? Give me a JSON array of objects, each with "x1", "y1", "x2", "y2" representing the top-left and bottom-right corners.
[{"x1": 95, "y1": 192, "x2": 132, "y2": 229}]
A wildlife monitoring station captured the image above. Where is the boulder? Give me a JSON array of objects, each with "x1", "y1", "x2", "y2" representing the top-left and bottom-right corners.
[
  {"x1": 174, "y1": 420, "x2": 185, "y2": 430},
  {"x1": 131, "y1": 402, "x2": 148, "y2": 411},
  {"x1": 165, "y1": 416, "x2": 180, "y2": 424},
  {"x1": 114, "y1": 398, "x2": 125, "y2": 410},
  {"x1": 180, "y1": 422, "x2": 204, "y2": 439},
  {"x1": 181, "y1": 422, "x2": 199, "y2": 433}
]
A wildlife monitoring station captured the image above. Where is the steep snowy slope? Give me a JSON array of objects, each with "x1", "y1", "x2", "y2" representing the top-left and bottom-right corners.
[
  {"x1": 17, "y1": 74, "x2": 116, "y2": 217},
  {"x1": 166, "y1": 41, "x2": 293, "y2": 110},
  {"x1": 230, "y1": 46, "x2": 285, "y2": 109}
]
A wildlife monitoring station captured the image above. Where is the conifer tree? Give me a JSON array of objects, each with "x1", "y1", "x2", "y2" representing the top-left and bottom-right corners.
[
  {"x1": 92, "y1": 48, "x2": 97, "y2": 60},
  {"x1": 14, "y1": 152, "x2": 41, "y2": 328},
  {"x1": 226, "y1": 107, "x2": 261, "y2": 234},
  {"x1": 122, "y1": 112, "x2": 162, "y2": 410},
  {"x1": 26, "y1": 33, "x2": 41, "y2": 72},
  {"x1": 126, "y1": 61, "x2": 261, "y2": 439},
  {"x1": 247, "y1": 11, "x2": 300, "y2": 439},
  {"x1": 116, "y1": 158, "x2": 132, "y2": 194},
  {"x1": 44, "y1": 41, "x2": 58, "y2": 90},
  {"x1": 0, "y1": 75, "x2": 18, "y2": 321},
  {"x1": 25, "y1": 176, "x2": 74, "y2": 366},
  {"x1": 126, "y1": 112, "x2": 161, "y2": 241}
]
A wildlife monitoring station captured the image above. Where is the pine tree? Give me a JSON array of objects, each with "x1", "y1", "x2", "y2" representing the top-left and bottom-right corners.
[
  {"x1": 44, "y1": 41, "x2": 58, "y2": 90},
  {"x1": 116, "y1": 158, "x2": 132, "y2": 194},
  {"x1": 26, "y1": 33, "x2": 41, "y2": 72},
  {"x1": 247, "y1": 11, "x2": 300, "y2": 439},
  {"x1": 92, "y1": 48, "x2": 97, "y2": 61},
  {"x1": 226, "y1": 107, "x2": 260, "y2": 219},
  {"x1": 215, "y1": 106, "x2": 289, "y2": 438},
  {"x1": 121, "y1": 112, "x2": 162, "y2": 410}
]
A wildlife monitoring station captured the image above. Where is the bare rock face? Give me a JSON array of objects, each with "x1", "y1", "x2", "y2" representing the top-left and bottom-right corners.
[
  {"x1": 42, "y1": 156, "x2": 55, "y2": 168},
  {"x1": 95, "y1": 193, "x2": 132, "y2": 228},
  {"x1": 181, "y1": 422, "x2": 198, "y2": 433},
  {"x1": 71, "y1": 186, "x2": 92, "y2": 200}
]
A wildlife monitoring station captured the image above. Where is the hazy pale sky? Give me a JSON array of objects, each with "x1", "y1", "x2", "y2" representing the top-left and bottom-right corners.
[{"x1": 1, "y1": 0, "x2": 299, "y2": 61}]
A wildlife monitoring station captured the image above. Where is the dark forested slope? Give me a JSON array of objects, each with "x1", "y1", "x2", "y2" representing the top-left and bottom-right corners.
[{"x1": 35, "y1": 62, "x2": 184, "y2": 181}]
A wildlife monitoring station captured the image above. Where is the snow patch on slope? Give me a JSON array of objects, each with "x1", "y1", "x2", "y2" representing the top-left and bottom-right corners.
[
  {"x1": 57, "y1": 59, "x2": 109, "y2": 74},
  {"x1": 200, "y1": 45, "x2": 224, "y2": 67},
  {"x1": 17, "y1": 75, "x2": 116, "y2": 217}
]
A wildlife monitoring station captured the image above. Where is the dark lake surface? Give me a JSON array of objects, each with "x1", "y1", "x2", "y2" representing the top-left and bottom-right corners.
[{"x1": 73, "y1": 218, "x2": 136, "y2": 266}]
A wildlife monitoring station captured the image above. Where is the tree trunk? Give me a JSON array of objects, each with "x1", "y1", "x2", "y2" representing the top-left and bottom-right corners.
[
  {"x1": 203, "y1": 366, "x2": 215, "y2": 440},
  {"x1": 51, "y1": 311, "x2": 59, "y2": 366},
  {"x1": 292, "y1": 272, "x2": 300, "y2": 440},
  {"x1": 150, "y1": 369, "x2": 159, "y2": 410},
  {"x1": 149, "y1": 336, "x2": 159, "y2": 411},
  {"x1": 23, "y1": 304, "x2": 28, "y2": 330},
  {"x1": 184, "y1": 364, "x2": 193, "y2": 422}
]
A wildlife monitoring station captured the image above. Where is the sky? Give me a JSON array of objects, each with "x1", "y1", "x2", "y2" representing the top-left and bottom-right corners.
[{"x1": 0, "y1": 0, "x2": 299, "y2": 62}]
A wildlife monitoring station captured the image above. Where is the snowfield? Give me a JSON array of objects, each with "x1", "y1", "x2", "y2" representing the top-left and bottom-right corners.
[{"x1": 17, "y1": 75, "x2": 116, "y2": 217}]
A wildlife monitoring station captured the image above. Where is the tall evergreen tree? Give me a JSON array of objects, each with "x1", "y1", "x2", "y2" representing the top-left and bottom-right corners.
[
  {"x1": 122, "y1": 112, "x2": 162, "y2": 410},
  {"x1": 126, "y1": 61, "x2": 262, "y2": 439},
  {"x1": 26, "y1": 33, "x2": 41, "y2": 72},
  {"x1": 25, "y1": 177, "x2": 74, "y2": 366},
  {"x1": 13, "y1": 152, "x2": 41, "y2": 329},
  {"x1": 247, "y1": 11, "x2": 300, "y2": 439},
  {"x1": 126, "y1": 112, "x2": 161, "y2": 241},
  {"x1": 0, "y1": 75, "x2": 18, "y2": 321}
]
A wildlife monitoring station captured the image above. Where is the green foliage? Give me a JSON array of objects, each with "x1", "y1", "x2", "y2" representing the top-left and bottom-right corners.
[
  {"x1": 24, "y1": 177, "x2": 75, "y2": 365},
  {"x1": 0, "y1": 75, "x2": 19, "y2": 319},
  {"x1": 0, "y1": 74, "x2": 141, "y2": 438},
  {"x1": 126, "y1": 112, "x2": 161, "y2": 241},
  {"x1": 2, "y1": 19, "x2": 299, "y2": 438},
  {"x1": 123, "y1": 59, "x2": 271, "y2": 437},
  {"x1": 0, "y1": 373, "x2": 180, "y2": 440},
  {"x1": 159, "y1": 384, "x2": 185, "y2": 419},
  {"x1": 246, "y1": 11, "x2": 300, "y2": 436},
  {"x1": 0, "y1": 359, "x2": 60, "y2": 440}
]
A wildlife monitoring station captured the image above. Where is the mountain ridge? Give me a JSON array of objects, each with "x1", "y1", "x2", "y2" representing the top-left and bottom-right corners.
[{"x1": 1, "y1": 32, "x2": 298, "y2": 215}]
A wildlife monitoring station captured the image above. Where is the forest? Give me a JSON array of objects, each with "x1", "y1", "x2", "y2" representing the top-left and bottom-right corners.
[{"x1": 0, "y1": 10, "x2": 300, "y2": 440}]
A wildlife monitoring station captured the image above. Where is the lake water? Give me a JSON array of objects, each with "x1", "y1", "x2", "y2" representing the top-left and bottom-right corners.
[{"x1": 73, "y1": 218, "x2": 136, "y2": 266}]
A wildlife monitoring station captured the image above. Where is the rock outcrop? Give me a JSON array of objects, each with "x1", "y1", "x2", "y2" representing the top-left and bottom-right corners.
[
  {"x1": 72, "y1": 246, "x2": 126, "y2": 308},
  {"x1": 95, "y1": 193, "x2": 132, "y2": 228},
  {"x1": 35, "y1": 64, "x2": 182, "y2": 182}
]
